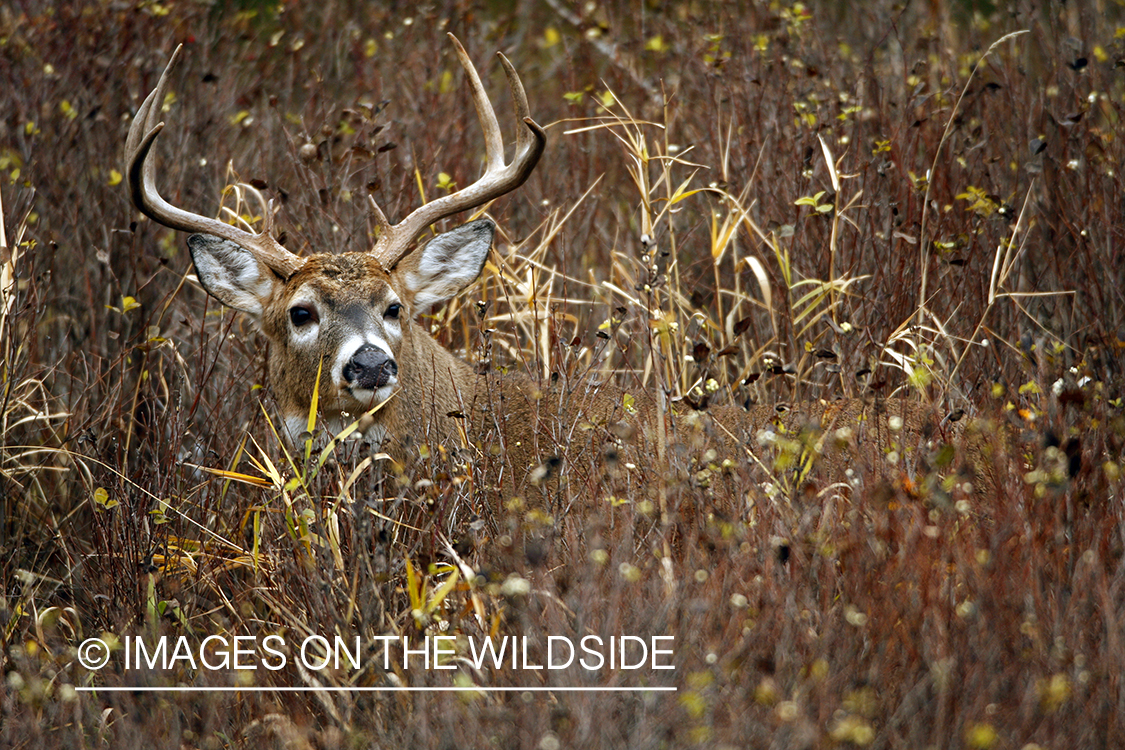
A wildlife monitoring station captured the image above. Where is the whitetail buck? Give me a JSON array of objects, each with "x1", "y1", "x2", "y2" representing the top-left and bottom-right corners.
[{"x1": 128, "y1": 36, "x2": 970, "y2": 502}]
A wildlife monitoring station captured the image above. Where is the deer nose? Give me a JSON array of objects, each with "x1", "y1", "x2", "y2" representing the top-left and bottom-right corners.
[{"x1": 343, "y1": 345, "x2": 398, "y2": 390}]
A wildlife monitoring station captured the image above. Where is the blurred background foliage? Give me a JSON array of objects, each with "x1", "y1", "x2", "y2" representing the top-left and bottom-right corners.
[{"x1": 3, "y1": 0, "x2": 1125, "y2": 747}]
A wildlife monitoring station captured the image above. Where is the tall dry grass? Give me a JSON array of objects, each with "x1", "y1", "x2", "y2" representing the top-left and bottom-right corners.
[{"x1": 3, "y1": 1, "x2": 1124, "y2": 748}]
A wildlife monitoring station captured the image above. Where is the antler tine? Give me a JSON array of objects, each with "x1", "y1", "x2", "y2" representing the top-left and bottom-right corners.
[
  {"x1": 496, "y1": 51, "x2": 537, "y2": 158},
  {"x1": 371, "y1": 34, "x2": 547, "y2": 271},
  {"x1": 367, "y1": 194, "x2": 391, "y2": 233},
  {"x1": 451, "y1": 35, "x2": 506, "y2": 170},
  {"x1": 126, "y1": 45, "x2": 304, "y2": 278}
]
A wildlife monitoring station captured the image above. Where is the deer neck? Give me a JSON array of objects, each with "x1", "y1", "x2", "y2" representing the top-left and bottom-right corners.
[{"x1": 374, "y1": 323, "x2": 478, "y2": 452}]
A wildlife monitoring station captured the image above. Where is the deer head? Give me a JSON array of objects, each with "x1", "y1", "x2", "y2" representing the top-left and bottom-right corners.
[{"x1": 126, "y1": 36, "x2": 545, "y2": 447}]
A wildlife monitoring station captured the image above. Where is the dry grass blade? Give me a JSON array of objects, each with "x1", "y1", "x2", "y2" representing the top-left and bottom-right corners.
[{"x1": 915, "y1": 28, "x2": 1030, "y2": 319}]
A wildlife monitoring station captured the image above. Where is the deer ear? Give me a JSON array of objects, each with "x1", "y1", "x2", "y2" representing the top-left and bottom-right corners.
[
  {"x1": 399, "y1": 219, "x2": 493, "y2": 312},
  {"x1": 187, "y1": 234, "x2": 280, "y2": 317}
]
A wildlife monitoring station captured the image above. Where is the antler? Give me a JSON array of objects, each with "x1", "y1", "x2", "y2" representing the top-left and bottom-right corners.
[
  {"x1": 126, "y1": 45, "x2": 305, "y2": 278},
  {"x1": 369, "y1": 33, "x2": 547, "y2": 270}
]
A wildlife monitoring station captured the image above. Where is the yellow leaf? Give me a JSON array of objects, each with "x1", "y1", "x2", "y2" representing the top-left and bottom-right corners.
[
  {"x1": 671, "y1": 188, "x2": 706, "y2": 206},
  {"x1": 194, "y1": 466, "x2": 273, "y2": 487},
  {"x1": 93, "y1": 487, "x2": 119, "y2": 510},
  {"x1": 667, "y1": 175, "x2": 699, "y2": 205},
  {"x1": 424, "y1": 569, "x2": 460, "y2": 615},
  {"x1": 964, "y1": 723, "x2": 998, "y2": 750},
  {"x1": 107, "y1": 169, "x2": 123, "y2": 187},
  {"x1": 405, "y1": 558, "x2": 423, "y2": 612},
  {"x1": 679, "y1": 691, "x2": 707, "y2": 718}
]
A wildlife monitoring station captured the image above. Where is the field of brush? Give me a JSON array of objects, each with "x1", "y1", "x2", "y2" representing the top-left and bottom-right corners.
[{"x1": 3, "y1": 1, "x2": 1125, "y2": 747}]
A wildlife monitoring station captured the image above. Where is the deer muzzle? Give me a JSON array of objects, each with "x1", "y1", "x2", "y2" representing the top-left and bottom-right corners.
[{"x1": 342, "y1": 345, "x2": 398, "y2": 391}]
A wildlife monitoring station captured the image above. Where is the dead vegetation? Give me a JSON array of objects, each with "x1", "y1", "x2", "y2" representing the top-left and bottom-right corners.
[{"x1": 2, "y1": 1, "x2": 1124, "y2": 748}]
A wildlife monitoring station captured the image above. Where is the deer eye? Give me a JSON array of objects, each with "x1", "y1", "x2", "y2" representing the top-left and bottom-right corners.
[
  {"x1": 384, "y1": 303, "x2": 402, "y2": 320},
  {"x1": 289, "y1": 304, "x2": 318, "y2": 327}
]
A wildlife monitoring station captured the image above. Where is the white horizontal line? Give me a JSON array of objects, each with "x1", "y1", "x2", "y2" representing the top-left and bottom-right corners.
[{"x1": 76, "y1": 686, "x2": 676, "y2": 693}]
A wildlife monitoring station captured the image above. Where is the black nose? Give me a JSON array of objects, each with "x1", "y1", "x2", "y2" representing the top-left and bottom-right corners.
[{"x1": 343, "y1": 345, "x2": 398, "y2": 390}]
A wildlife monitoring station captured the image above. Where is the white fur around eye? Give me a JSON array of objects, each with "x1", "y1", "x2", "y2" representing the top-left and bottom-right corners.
[
  {"x1": 382, "y1": 317, "x2": 401, "y2": 340},
  {"x1": 287, "y1": 297, "x2": 320, "y2": 344},
  {"x1": 290, "y1": 319, "x2": 319, "y2": 344},
  {"x1": 382, "y1": 295, "x2": 404, "y2": 333}
]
